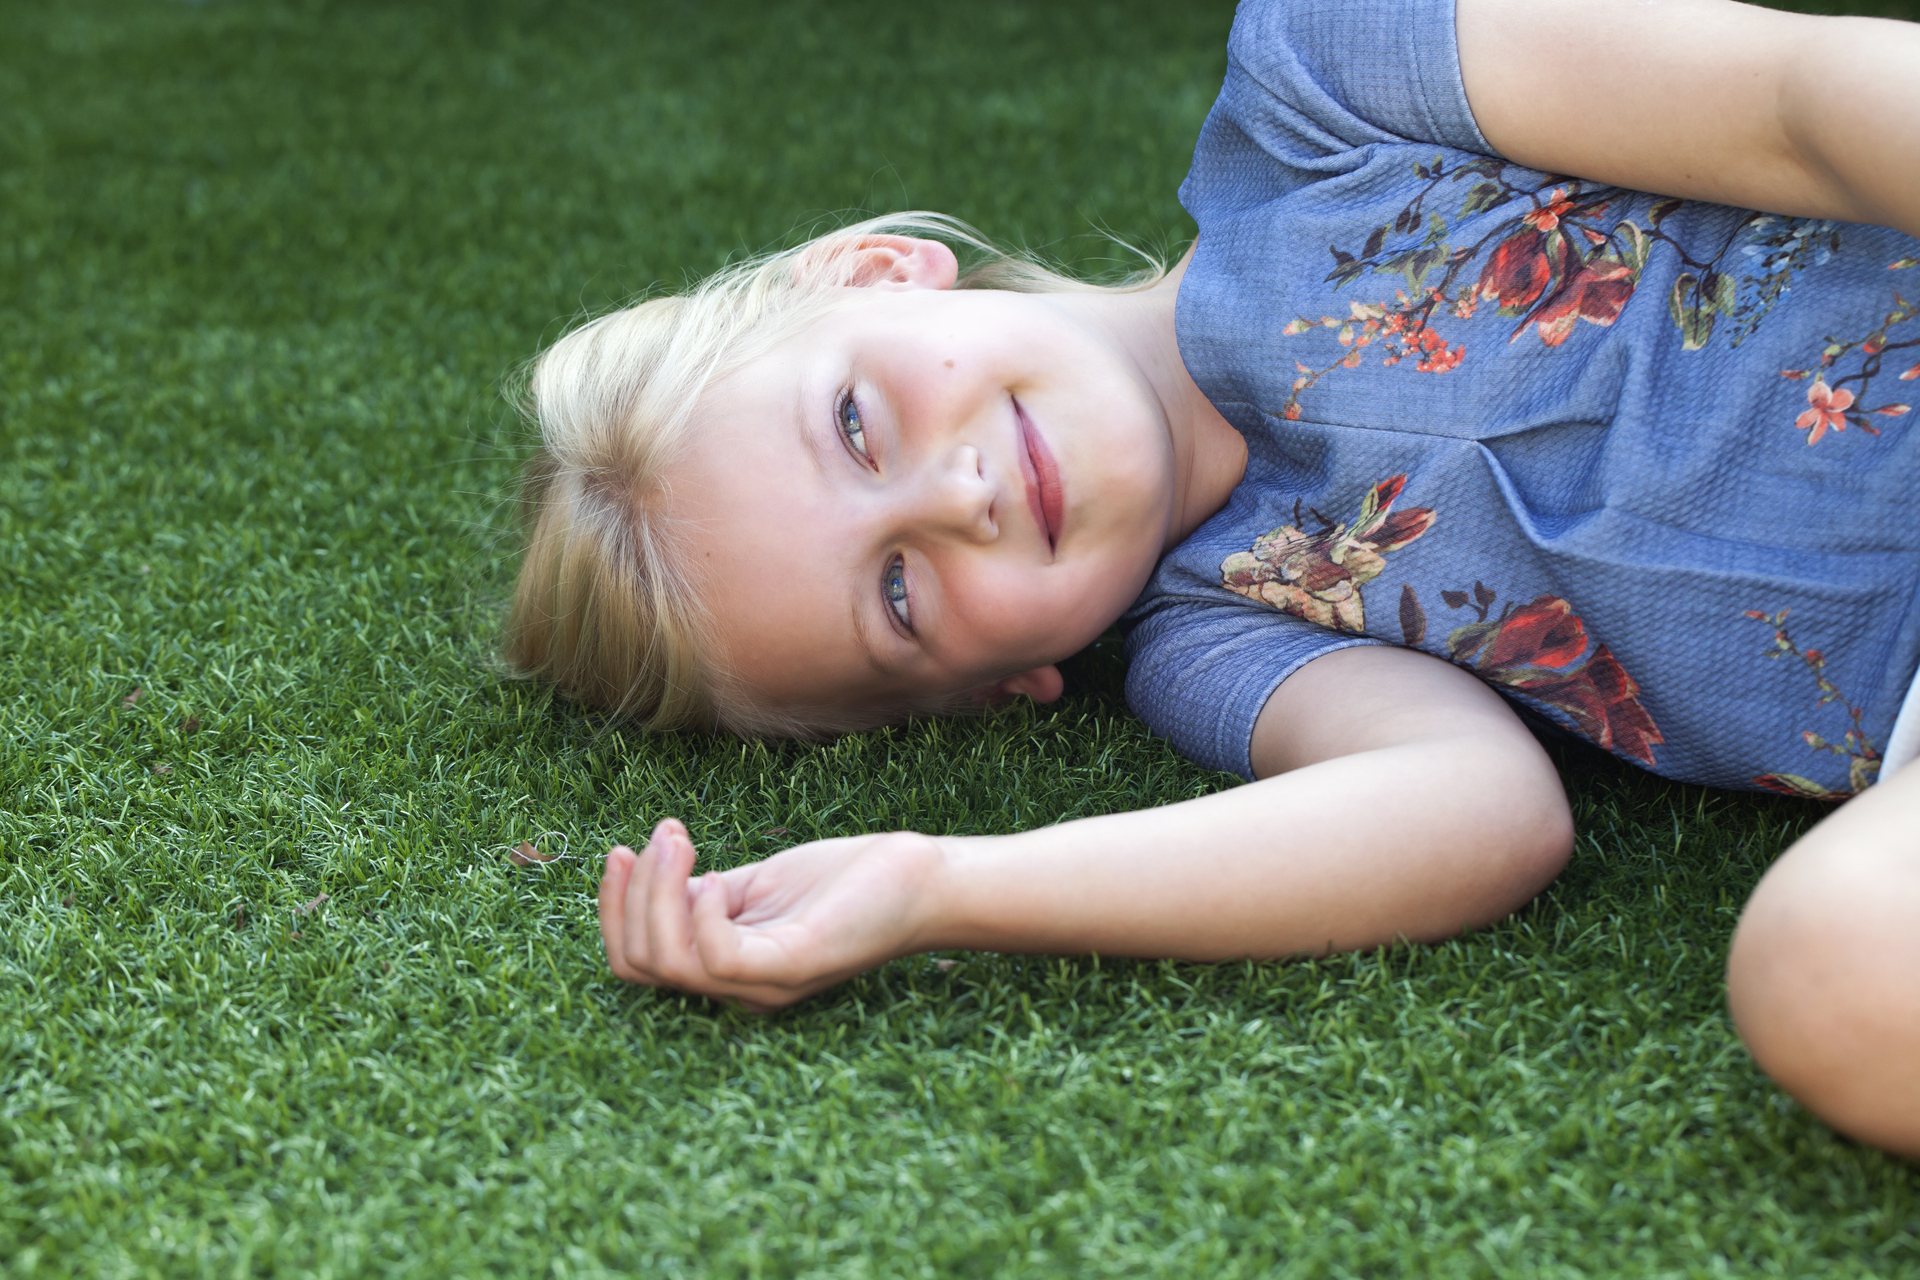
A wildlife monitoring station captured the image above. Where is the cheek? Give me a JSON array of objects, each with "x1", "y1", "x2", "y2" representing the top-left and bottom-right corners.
[
  {"x1": 1059, "y1": 399, "x2": 1173, "y2": 507},
  {"x1": 950, "y1": 561, "x2": 1130, "y2": 663},
  {"x1": 929, "y1": 562, "x2": 1058, "y2": 661}
]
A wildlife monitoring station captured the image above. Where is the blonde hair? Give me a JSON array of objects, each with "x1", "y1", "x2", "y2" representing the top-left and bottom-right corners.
[{"x1": 503, "y1": 212, "x2": 1165, "y2": 736}]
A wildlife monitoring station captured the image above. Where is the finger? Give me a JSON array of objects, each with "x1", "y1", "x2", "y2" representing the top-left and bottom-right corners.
[
  {"x1": 599, "y1": 846, "x2": 649, "y2": 985},
  {"x1": 642, "y1": 819, "x2": 700, "y2": 981},
  {"x1": 621, "y1": 819, "x2": 672, "y2": 975},
  {"x1": 690, "y1": 870, "x2": 750, "y2": 980},
  {"x1": 711, "y1": 863, "x2": 760, "y2": 917},
  {"x1": 689, "y1": 872, "x2": 810, "y2": 1008}
]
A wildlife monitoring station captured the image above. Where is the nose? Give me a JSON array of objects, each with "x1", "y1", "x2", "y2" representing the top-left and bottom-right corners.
[{"x1": 907, "y1": 443, "x2": 997, "y2": 544}]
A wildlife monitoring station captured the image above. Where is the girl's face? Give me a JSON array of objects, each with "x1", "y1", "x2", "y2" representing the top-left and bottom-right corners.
[{"x1": 665, "y1": 273, "x2": 1184, "y2": 718}]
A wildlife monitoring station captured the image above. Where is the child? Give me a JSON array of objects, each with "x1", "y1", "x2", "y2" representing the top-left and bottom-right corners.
[{"x1": 507, "y1": 0, "x2": 1920, "y2": 1155}]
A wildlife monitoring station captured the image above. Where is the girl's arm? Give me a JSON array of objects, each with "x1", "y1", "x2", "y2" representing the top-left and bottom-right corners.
[
  {"x1": 599, "y1": 647, "x2": 1574, "y2": 1010},
  {"x1": 1456, "y1": 0, "x2": 1920, "y2": 239}
]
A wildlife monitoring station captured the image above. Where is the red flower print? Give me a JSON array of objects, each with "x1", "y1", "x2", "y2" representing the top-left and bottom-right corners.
[
  {"x1": 1477, "y1": 596, "x2": 1589, "y2": 671},
  {"x1": 1432, "y1": 588, "x2": 1663, "y2": 766},
  {"x1": 1795, "y1": 379, "x2": 1856, "y2": 444},
  {"x1": 1299, "y1": 161, "x2": 1819, "y2": 412},
  {"x1": 1476, "y1": 210, "x2": 1646, "y2": 348},
  {"x1": 1528, "y1": 257, "x2": 1638, "y2": 348},
  {"x1": 1521, "y1": 188, "x2": 1575, "y2": 233},
  {"x1": 1411, "y1": 326, "x2": 1465, "y2": 373},
  {"x1": 1511, "y1": 646, "x2": 1664, "y2": 767},
  {"x1": 1477, "y1": 229, "x2": 1556, "y2": 312}
]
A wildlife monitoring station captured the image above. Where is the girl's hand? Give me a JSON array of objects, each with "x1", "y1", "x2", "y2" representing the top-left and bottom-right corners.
[
  {"x1": 596, "y1": 651, "x2": 1573, "y2": 1011},
  {"x1": 598, "y1": 819, "x2": 947, "y2": 1012}
]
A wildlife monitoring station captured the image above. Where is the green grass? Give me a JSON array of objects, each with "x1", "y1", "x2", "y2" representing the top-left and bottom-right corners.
[{"x1": 4, "y1": 0, "x2": 1919, "y2": 1275}]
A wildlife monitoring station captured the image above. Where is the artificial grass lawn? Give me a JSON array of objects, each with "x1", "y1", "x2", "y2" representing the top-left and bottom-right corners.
[{"x1": 4, "y1": 0, "x2": 1920, "y2": 1274}]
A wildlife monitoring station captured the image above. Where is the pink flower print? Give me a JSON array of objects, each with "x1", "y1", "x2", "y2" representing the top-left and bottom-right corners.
[
  {"x1": 1780, "y1": 289, "x2": 1918, "y2": 437},
  {"x1": 1795, "y1": 379, "x2": 1856, "y2": 445},
  {"x1": 1521, "y1": 188, "x2": 1574, "y2": 233}
]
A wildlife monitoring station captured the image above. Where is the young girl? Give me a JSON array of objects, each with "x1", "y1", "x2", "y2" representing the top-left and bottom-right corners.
[{"x1": 507, "y1": 0, "x2": 1920, "y2": 1155}]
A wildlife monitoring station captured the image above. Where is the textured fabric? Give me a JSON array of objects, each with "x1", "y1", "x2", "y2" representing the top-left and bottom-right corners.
[{"x1": 1122, "y1": 0, "x2": 1920, "y2": 795}]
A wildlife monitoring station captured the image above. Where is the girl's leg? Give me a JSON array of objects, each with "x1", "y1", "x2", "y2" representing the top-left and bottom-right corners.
[{"x1": 1727, "y1": 756, "x2": 1920, "y2": 1157}]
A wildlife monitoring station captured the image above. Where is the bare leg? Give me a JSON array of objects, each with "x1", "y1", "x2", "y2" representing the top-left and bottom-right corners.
[{"x1": 1727, "y1": 755, "x2": 1920, "y2": 1157}]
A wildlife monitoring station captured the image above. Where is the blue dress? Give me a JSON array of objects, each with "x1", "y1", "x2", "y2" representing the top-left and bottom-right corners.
[{"x1": 1122, "y1": 0, "x2": 1920, "y2": 795}]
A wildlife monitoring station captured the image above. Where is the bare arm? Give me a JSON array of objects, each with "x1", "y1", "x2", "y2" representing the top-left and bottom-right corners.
[
  {"x1": 927, "y1": 647, "x2": 1570, "y2": 958},
  {"x1": 599, "y1": 647, "x2": 1574, "y2": 1010},
  {"x1": 1456, "y1": 0, "x2": 1920, "y2": 238}
]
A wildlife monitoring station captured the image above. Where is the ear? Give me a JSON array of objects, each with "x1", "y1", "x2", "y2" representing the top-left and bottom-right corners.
[
  {"x1": 818, "y1": 235, "x2": 959, "y2": 291},
  {"x1": 969, "y1": 664, "x2": 1065, "y2": 707}
]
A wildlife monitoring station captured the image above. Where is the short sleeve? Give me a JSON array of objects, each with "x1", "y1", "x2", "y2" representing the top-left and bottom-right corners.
[
  {"x1": 1123, "y1": 594, "x2": 1382, "y2": 781},
  {"x1": 1201, "y1": 0, "x2": 1492, "y2": 164}
]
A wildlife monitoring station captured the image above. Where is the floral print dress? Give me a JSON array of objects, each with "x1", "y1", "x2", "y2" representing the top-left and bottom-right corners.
[{"x1": 1121, "y1": 0, "x2": 1920, "y2": 793}]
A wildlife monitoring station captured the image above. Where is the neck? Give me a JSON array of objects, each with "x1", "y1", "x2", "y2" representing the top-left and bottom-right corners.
[{"x1": 1057, "y1": 246, "x2": 1247, "y2": 552}]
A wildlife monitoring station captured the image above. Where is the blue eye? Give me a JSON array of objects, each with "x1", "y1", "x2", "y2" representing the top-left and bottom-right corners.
[
  {"x1": 883, "y1": 556, "x2": 911, "y2": 630},
  {"x1": 838, "y1": 391, "x2": 870, "y2": 461}
]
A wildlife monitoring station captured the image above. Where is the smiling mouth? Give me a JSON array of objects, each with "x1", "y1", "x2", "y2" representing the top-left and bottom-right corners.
[{"x1": 1013, "y1": 397, "x2": 1063, "y2": 555}]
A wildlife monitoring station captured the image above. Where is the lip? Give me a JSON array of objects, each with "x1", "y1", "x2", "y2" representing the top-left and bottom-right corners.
[{"x1": 1013, "y1": 397, "x2": 1064, "y2": 555}]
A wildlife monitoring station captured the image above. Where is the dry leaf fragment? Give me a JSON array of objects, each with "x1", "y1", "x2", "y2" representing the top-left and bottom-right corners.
[
  {"x1": 765, "y1": 826, "x2": 790, "y2": 838},
  {"x1": 61, "y1": 895, "x2": 73, "y2": 908},
  {"x1": 935, "y1": 959, "x2": 958, "y2": 972},
  {"x1": 290, "y1": 931, "x2": 302, "y2": 939},
  {"x1": 295, "y1": 892, "x2": 330, "y2": 916},
  {"x1": 179, "y1": 715, "x2": 201, "y2": 734},
  {"x1": 122, "y1": 687, "x2": 143, "y2": 708},
  {"x1": 510, "y1": 841, "x2": 558, "y2": 866},
  {"x1": 151, "y1": 763, "x2": 172, "y2": 776}
]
